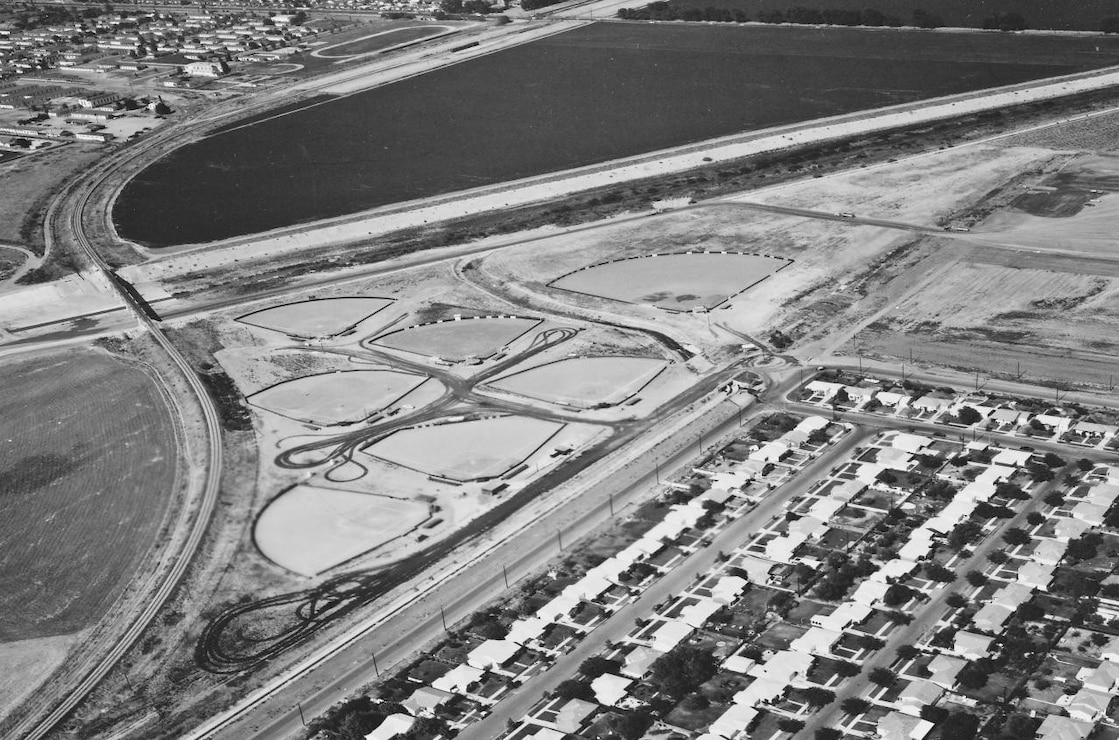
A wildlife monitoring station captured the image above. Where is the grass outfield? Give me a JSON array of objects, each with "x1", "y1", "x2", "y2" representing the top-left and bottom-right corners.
[
  {"x1": 0, "y1": 347, "x2": 178, "y2": 642},
  {"x1": 666, "y1": 0, "x2": 1119, "y2": 31},
  {"x1": 113, "y1": 23, "x2": 1119, "y2": 248},
  {"x1": 248, "y1": 369, "x2": 429, "y2": 425}
]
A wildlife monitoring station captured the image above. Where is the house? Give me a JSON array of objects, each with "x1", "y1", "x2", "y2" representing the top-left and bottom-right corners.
[
  {"x1": 959, "y1": 481, "x2": 998, "y2": 502},
  {"x1": 750, "y1": 441, "x2": 789, "y2": 463},
  {"x1": 805, "y1": 380, "x2": 844, "y2": 402},
  {"x1": 732, "y1": 677, "x2": 785, "y2": 706},
  {"x1": 795, "y1": 416, "x2": 830, "y2": 433},
  {"x1": 812, "y1": 601, "x2": 872, "y2": 632},
  {"x1": 898, "y1": 529, "x2": 936, "y2": 562},
  {"x1": 927, "y1": 654, "x2": 967, "y2": 689},
  {"x1": 1068, "y1": 687, "x2": 1112, "y2": 723},
  {"x1": 851, "y1": 579, "x2": 890, "y2": 607},
  {"x1": 1081, "y1": 660, "x2": 1119, "y2": 693},
  {"x1": 1017, "y1": 562, "x2": 1056, "y2": 591},
  {"x1": 1034, "y1": 414, "x2": 1073, "y2": 434},
  {"x1": 1071, "y1": 501, "x2": 1107, "y2": 526},
  {"x1": 877, "y1": 447, "x2": 914, "y2": 470},
  {"x1": 621, "y1": 646, "x2": 664, "y2": 679},
  {"x1": 1099, "y1": 634, "x2": 1119, "y2": 663},
  {"x1": 888, "y1": 432, "x2": 934, "y2": 453},
  {"x1": 972, "y1": 603, "x2": 1014, "y2": 634},
  {"x1": 897, "y1": 679, "x2": 943, "y2": 716},
  {"x1": 590, "y1": 673, "x2": 632, "y2": 707},
  {"x1": 646, "y1": 619, "x2": 694, "y2": 653},
  {"x1": 364, "y1": 713, "x2": 415, "y2": 740},
  {"x1": 732, "y1": 554, "x2": 776, "y2": 584},
  {"x1": 830, "y1": 480, "x2": 867, "y2": 502},
  {"x1": 1086, "y1": 483, "x2": 1119, "y2": 508},
  {"x1": 466, "y1": 639, "x2": 520, "y2": 671},
  {"x1": 680, "y1": 599, "x2": 723, "y2": 629},
  {"x1": 747, "y1": 650, "x2": 814, "y2": 686},
  {"x1": 871, "y1": 559, "x2": 917, "y2": 583},
  {"x1": 1054, "y1": 517, "x2": 1094, "y2": 542},
  {"x1": 876, "y1": 391, "x2": 911, "y2": 410},
  {"x1": 913, "y1": 396, "x2": 954, "y2": 415},
  {"x1": 1035, "y1": 714, "x2": 1095, "y2": 740},
  {"x1": 952, "y1": 631, "x2": 995, "y2": 661},
  {"x1": 526, "y1": 696, "x2": 598, "y2": 734},
  {"x1": 431, "y1": 664, "x2": 484, "y2": 694},
  {"x1": 401, "y1": 687, "x2": 452, "y2": 718},
  {"x1": 989, "y1": 408, "x2": 1027, "y2": 427},
  {"x1": 992, "y1": 448, "x2": 1032, "y2": 467},
  {"x1": 789, "y1": 627, "x2": 842, "y2": 657},
  {"x1": 764, "y1": 532, "x2": 806, "y2": 564},
  {"x1": 710, "y1": 575, "x2": 748, "y2": 604},
  {"x1": 708, "y1": 704, "x2": 759, "y2": 739},
  {"x1": 926, "y1": 497, "x2": 977, "y2": 534},
  {"x1": 1032, "y1": 539, "x2": 1067, "y2": 566},
  {"x1": 788, "y1": 515, "x2": 827, "y2": 540},
  {"x1": 1074, "y1": 421, "x2": 1119, "y2": 439},
  {"x1": 975, "y1": 464, "x2": 1015, "y2": 484},
  {"x1": 877, "y1": 711, "x2": 934, "y2": 740}
]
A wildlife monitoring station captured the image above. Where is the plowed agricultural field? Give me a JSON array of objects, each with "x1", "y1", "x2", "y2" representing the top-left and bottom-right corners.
[
  {"x1": 0, "y1": 347, "x2": 178, "y2": 642},
  {"x1": 113, "y1": 23, "x2": 1119, "y2": 247}
]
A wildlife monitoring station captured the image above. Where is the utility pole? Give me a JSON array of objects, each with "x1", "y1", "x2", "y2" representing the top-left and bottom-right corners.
[
  {"x1": 297, "y1": 703, "x2": 306, "y2": 726},
  {"x1": 440, "y1": 606, "x2": 449, "y2": 633},
  {"x1": 502, "y1": 564, "x2": 510, "y2": 589},
  {"x1": 372, "y1": 652, "x2": 379, "y2": 677},
  {"x1": 608, "y1": 492, "x2": 614, "y2": 516},
  {"x1": 556, "y1": 529, "x2": 564, "y2": 551}
]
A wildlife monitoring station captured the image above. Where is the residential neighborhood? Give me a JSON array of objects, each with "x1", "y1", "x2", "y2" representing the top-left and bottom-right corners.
[{"x1": 302, "y1": 372, "x2": 1119, "y2": 740}]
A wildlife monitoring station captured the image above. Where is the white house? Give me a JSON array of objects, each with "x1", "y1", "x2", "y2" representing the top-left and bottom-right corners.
[
  {"x1": 877, "y1": 711, "x2": 934, "y2": 740},
  {"x1": 364, "y1": 713, "x2": 415, "y2": 740},
  {"x1": 897, "y1": 679, "x2": 943, "y2": 716},
  {"x1": 927, "y1": 654, "x2": 967, "y2": 689},
  {"x1": 590, "y1": 673, "x2": 632, "y2": 707},
  {"x1": 952, "y1": 631, "x2": 995, "y2": 661},
  {"x1": 1068, "y1": 687, "x2": 1112, "y2": 723},
  {"x1": 1036, "y1": 714, "x2": 1095, "y2": 740}
]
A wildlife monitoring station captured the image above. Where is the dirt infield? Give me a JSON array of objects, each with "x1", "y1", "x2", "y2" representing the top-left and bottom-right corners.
[
  {"x1": 248, "y1": 369, "x2": 431, "y2": 426},
  {"x1": 550, "y1": 251, "x2": 790, "y2": 311},
  {"x1": 486, "y1": 356, "x2": 668, "y2": 407},
  {"x1": 254, "y1": 486, "x2": 431, "y2": 577},
  {"x1": 370, "y1": 316, "x2": 541, "y2": 360},
  {"x1": 237, "y1": 297, "x2": 394, "y2": 338},
  {"x1": 362, "y1": 415, "x2": 565, "y2": 481}
]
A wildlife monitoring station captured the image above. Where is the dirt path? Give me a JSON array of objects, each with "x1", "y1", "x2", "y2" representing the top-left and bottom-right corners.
[{"x1": 0, "y1": 244, "x2": 39, "y2": 287}]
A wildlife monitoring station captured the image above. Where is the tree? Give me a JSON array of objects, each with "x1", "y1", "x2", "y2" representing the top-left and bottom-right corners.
[
  {"x1": 1044, "y1": 492, "x2": 1065, "y2": 507},
  {"x1": 921, "y1": 704, "x2": 949, "y2": 723},
  {"x1": 554, "y1": 679, "x2": 594, "y2": 701},
  {"x1": 836, "y1": 660, "x2": 861, "y2": 677},
  {"x1": 869, "y1": 667, "x2": 896, "y2": 686},
  {"x1": 946, "y1": 592, "x2": 969, "y2": 609},
  {"x1": 897, "y1": 644, "x2": 921, "y2": 661},
  {"x1": 650, "y1": 646, "x2": 717, "y2": 698},
  {"x1": 803, "y1": 687, "x2": 835, "y2": 707},
  {"x1": 948, "y1": 521, "x2": 982, "y2": 550},
  {"x1": 996, "y1": 482, "x2": 1028, "y2": 500},
  {"x1": 1003, "y1": 528, "x2": 1031, "y2": 546},
  {"x1": 1043, "y1": 452, "x2": 1067, "y2": 468},
  {"x1": 941, "y1": 712, "x2": 981, "y2": 740},
  {"x1": 884, "y1": 583, "x2": 918, "y2": 606},
  {"x1": 858, "y1": 635, "x2": 886, "y2": 651},
  {"x1": 988, "y1": 550, "x2": 1009, "y2": 564},
  {"x1": 966, "y1": 570, "x2": 988, "y2": 587},
  {"x1": 1026, "y1": 512, "x2": 1046, "y2": 526},
  {"x1": 579, "y1": 656, "x2": 620, "y2": 679},
  {"x1": 925, "y1": 563, "x2": 956, "y2": 582},
  {"x1": 607, "y1": 711, "x2": 654, "y2": 740},
  {"x1": 958, "y1": 406, "x2": 982, "y2": 425},
  {"x1": 816, "y1": 729, "x2": 842, "y2": 740},
  {"x1": 1078, "y1": 458, "x2": 1096, "y2": 471},
  {"x1": 956, "y1": 662, "x2": 989, "y2": 689},
  {"x1": 777, "y1": 718, "x2": 805, "y2": 733},
  {"x1": 840, "y1": 697, "x2": 870, "y2": 716},
  {"x1": 1030, "y1": 464, "x2": 1054, "y2": 483}
]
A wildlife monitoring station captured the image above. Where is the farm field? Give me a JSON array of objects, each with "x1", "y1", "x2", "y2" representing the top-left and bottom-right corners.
[
  {"x1": 363, "y1": 415, "x2": 565, "y2": 481},
  {"x1": 550, "y1": 252, "x2": 789, "y2": 310},
  {"x1": 237, "y1": 296, "x2": 394, "y2": 338},
  {"x1": 486, "y1": 356, "x2": 668, "y2": 407},
  {"x1": 111, "y1": 23, "x2": 1119, "y2": 247},
  {"x1": 370, "y1": 316, "x2": 541, "y2": 360},
  {"x1": 661, "y1": 0, "x2": 1119, "y2": 31},
  {"x1": 255, "y1": 486, "x2": 431, "y2": 576},
  {"x1": 248, "y1": 369, "x2": 433, "y2": 425},
  {"x1": 0, "y1": 347, "x2": 179, "y2": 642}
]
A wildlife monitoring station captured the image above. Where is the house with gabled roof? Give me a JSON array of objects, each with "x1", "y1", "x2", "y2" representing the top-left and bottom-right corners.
[
  {"x1": 1032, "y1": 539, "x2": 1067, "y2": 566},
  {"x1": 1035, "y1": 714, "x2": 1094, "y2": 740},
  {"x1": 1081, "y1": 660, "x2": 1119, "y2": 693},
  {"x1": 708, "y1": 704, "x2": 759, "y2": 739},
  {"x1": 951, "y1": 631, "x2": 995, "y2": 661},
  {"x1": 877, "y1": 710, "x2": 934, "y2": 740},
  {"x1": 1054, "y1": 517, "x2": 1094, "y2": 542},
  {"x1": 1017, "y1": 561, "x2": 1056, "y2": 591},
  {"x1": 927, "y1": 654, "x2": 968, "y2": 690},
  {"x1": 1068, "y1": 687, "x2": 1112, "y2": 723},
  {"x1": 590, "y1": 673, "x2": 632, "y2": 707},
  {"x1": 897, "y1": 679, "x2": 943, "y2": 716},
  {"x1": 363, "y1": 713, "x2": 415, "y2": 740}
]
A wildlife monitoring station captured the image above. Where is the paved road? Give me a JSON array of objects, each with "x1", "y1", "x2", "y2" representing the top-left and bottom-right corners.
[{"x1": 458, "y1": 427, "x2": 871, "y2": 740}]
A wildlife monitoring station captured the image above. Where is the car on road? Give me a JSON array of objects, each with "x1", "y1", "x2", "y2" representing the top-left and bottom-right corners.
[{"x1": 837, "y1": 212, "x2": 855, "y2": 218}]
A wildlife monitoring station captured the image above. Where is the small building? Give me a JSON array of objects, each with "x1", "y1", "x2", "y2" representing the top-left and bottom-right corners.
[
  {"x1": 1036, "y1": 714, "x2": 1095, "y2": 740},
  {"x1": 1068, "y1": 687, "x2": 1112, "y2": 723},
  {"x1": 877, "y1": 711, "x2": 934, "y2": 740},
  {"x1": 590, "y1": 673, "x2": 632, "y2": 707},
  {"x1": 897, "y1": 679, "x2": 943, "y2": 716},
  {"x1": 952, "y1": 631, "x2": 995, "y2": 661},
  {"x1": 363, "y1": 713, "x2": 414, "y2": 740},
  {"x1": 184, "y1": 59, "x2": 229, "y2": 77}
]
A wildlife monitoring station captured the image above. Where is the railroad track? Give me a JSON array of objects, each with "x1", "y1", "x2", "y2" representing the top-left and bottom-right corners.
[{"x1": 10, "y1": 152, "x2": 225, "y2": 740}]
